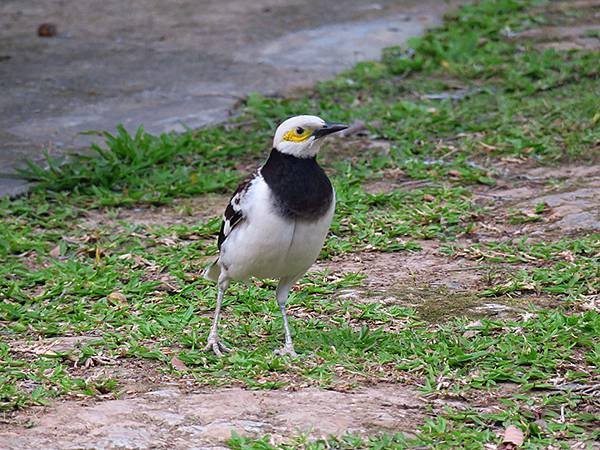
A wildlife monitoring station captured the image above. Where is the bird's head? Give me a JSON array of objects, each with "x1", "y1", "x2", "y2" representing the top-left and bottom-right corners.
[{"x1": 273, "y1": 115, "x2": 347, "y2": 158}]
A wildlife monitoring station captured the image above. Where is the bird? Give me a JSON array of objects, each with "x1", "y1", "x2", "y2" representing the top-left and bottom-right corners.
[{"x1": 203, "y1": 115, "x2": 347, "y2": 357}]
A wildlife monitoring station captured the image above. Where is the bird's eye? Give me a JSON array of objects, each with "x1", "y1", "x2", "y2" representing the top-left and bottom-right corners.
[{"x1": 296, "y1": 127, "x2": 304, "y2": 135}]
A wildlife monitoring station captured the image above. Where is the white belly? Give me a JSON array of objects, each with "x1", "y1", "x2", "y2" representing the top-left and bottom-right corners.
[{"x1": 220, "y1": 182, "x2": 334, "y2": 281}]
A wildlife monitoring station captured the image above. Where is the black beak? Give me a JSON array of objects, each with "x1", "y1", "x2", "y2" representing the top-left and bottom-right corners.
[{"x1": 312, "y1": 123, "x2": 348, "y2": 139}]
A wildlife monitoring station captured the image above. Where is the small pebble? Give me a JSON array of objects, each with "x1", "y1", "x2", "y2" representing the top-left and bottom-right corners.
[{"x1": 38, "y1": 23, "x2": 57, "y2": 37}]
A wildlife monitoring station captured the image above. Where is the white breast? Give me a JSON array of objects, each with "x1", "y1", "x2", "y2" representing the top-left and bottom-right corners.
[
  {"x1": 219, "y1": 178, "x2": 334, "y2": 281},
  {"x1": 283, "y1": 200, "x2": 335, "y2": 276}
]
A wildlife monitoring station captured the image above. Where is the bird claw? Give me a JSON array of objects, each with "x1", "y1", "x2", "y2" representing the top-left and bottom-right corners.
[
  {"x1": 203, "y1": 335, "x2": 231, "y2": 356},
  {"x1": 274, "y1": 345, "x2": 298, "y2": 357}
]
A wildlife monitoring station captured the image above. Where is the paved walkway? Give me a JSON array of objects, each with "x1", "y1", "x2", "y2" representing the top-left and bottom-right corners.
[{"x1": 0, "y1": 0, "x2": 464, "y2": 196}]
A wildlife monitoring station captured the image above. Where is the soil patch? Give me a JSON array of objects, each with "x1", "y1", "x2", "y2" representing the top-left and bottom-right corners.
[
  {"x1": 315, "y1": 241, "x2": 485, "y2": 293},
  {"x1": 314, "y1": 244, "x2": 542, "y2": 321},
  {"x1": 9, "y1": 335, "x2": 102, "y2": 356}
]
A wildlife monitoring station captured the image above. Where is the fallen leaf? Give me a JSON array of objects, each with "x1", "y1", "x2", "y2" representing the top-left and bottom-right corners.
[
  {"x1": 498, "y1": 425, "x2": 524, "y2": 449},
  {"x1": 171, "y1": 355, "x2": 188, "y2": 371},
  {"x1": 341, "y1": 120, "x2": 367, "y2": 136},
  {"x1": 463, "y1": 320, "x2": 483, "y2": 338},
  {"x1": 107, "y1": 292, "x2": 127, "y2": 304},
  {"x1": 558, "y1": 250, "x2": 575, "y2": 262},
  {"x1": 49, "y1": 245, "x2": 61, "y2": 258},
  {"x1": 158, "y1": 237, "x2": 178, "y2": 247}
]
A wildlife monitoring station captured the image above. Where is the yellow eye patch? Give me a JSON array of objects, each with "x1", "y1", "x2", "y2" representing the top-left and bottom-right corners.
[{"x1": 283, "y1": 126, "x2": 312, "y2": 142}]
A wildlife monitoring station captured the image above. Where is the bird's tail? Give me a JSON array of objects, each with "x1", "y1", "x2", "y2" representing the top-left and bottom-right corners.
[{"x1": 203, "y1": 259, "x2": 221, "y2": 282}]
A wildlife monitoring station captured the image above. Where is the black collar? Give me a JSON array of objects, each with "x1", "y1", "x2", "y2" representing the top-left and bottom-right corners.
[{"x1": 261, "y1": 149, "x2": 333, "y2": 221}]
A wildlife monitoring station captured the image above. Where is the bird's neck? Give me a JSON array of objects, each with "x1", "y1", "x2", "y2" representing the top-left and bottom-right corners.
[{"x1": 265, "y1": 147, "x2": 316, "y2": 164}]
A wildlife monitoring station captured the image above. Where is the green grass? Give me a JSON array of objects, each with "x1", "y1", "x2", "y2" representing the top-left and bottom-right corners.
[
  {"x1": 18, "y1": 125, "x2": 264, "y2": 206},
  {"x1": 1, "y1": 0, "x2": 599, "y2": 447}
]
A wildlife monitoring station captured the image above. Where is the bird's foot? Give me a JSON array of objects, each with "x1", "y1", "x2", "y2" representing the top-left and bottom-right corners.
[
  {"x1": 274, "y1": 344, "x2": 298, "y2": 357},
  {"x1": 203, "y1": 334, "x2": 231, "y2": 357}
]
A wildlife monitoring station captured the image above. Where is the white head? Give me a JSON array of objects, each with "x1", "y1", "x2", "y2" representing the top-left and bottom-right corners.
[{"x1": 273, "y1": 115, "x2": 347, "y2": 158}]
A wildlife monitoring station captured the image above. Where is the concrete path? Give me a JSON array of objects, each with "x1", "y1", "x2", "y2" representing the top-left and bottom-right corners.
[{"x1": 0, "y1": 0, "x2": 464, "y2": 196}]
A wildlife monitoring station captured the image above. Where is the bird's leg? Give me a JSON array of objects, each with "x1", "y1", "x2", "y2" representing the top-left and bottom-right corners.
[
  {"x1": 204, "y1": 277, "x2": 231, "y2": 356},
  {"x1": 273, "y1": 280, "x2": 298, "y2": 357}
]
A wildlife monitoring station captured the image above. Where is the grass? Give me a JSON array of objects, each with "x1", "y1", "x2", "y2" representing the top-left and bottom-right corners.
[
  {"x1": 1, "y1": 0, "x2": 599, "y2": 447},
  {"x1": 447, "y1": 235, "x2": 600, "y2": 298}
]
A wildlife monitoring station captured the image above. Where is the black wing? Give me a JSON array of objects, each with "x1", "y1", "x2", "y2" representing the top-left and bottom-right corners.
[{"x1": 217, "y1": 173, "x2": 255, "y2": 250}]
